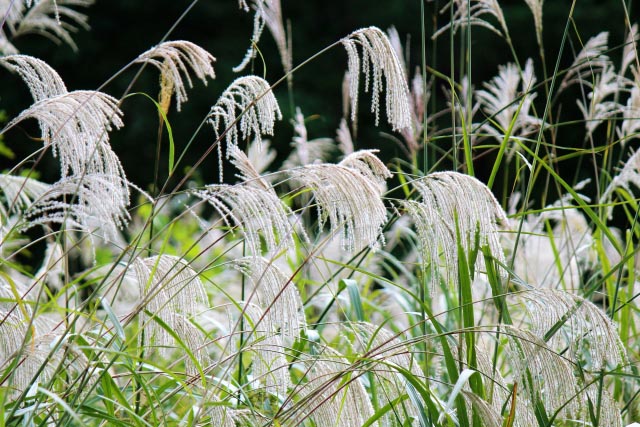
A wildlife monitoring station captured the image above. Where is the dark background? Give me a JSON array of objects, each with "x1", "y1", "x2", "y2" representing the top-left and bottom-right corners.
[{"x1": 1, "y1": 0, "x2": 638, "y2": 194}]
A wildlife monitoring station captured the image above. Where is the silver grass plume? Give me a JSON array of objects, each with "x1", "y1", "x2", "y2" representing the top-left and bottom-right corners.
[
  {"x1": 135, "y1": 40, "x2": 216, "y2": 112},
  {"x1": 248, "y1": 138, "x2": 277, "y2": 176},
  {"x1": 0, "y1": 173, "x2": 50, "y2": 217},
  {"x1": 339, "y1": 149, "x2": 392, "y2": 189},
  {"x1": 233, "y1": 0, "x2": 266, "y2": 72},
  {"x1": 133, "y1": 256, "x2": 210, "y2": 374},
  {"x1": 208, "y1": 75, "x2": 282, "y2": 180},
  {"x1": 24, "y1": 173, "x2": 130, "y2": 241},
  {"x1": 560, "y1": 32, "x2": 611, "y2": 90},
  {"x1": 601, "y1": 149, "x2": 640, "y2": 203},
  {"x1": 289, "y1": 151, "x2": 390, "y2": 253},
  {"x1": 261, "y1": 0, "x2": 291, "y2": 77},
  {"x1": 351, "y1": 322, "x2": 421, "y2": 426},
  {"x1": 503, "y1": 325, "x2": 582, "y2": 419},
  {"x1": 523, "y1": 0, "x2": 544, "y2": 47},
  {"x1": 281, "y1": 107, "x2": 334, "y2": 170},
  {"x1": 7, "y1": 90, "x2": 126, "y2": 181},
  {"x1": 12, "y1": 0, "x2": 94, "y2": 51},
  {"x1": 336, "y1": 118, "x2": 354, "y2": 155},
  {"x1": 240, "y1": 304, "x2": 292, "y2": 397},
  {"x1": 620, "y1": 24, "x2": 639, "y2": 77},
  {"x1": 583, "y1": 385, "x2": 623, "y2": 427},
  {"x1": 576, "y1": 64, "x2": 625, "y2": 136},
  {"x1": 475, "y1": 58, "x2": 543, "y2": 159},
  {"x1": 403, "y1": 172, "x2": 508, "y2": 287},
  {"x1": 192, "y1": 180, "x2": 295, "y2": 256},
  {"x1": 341, "y1": 26, "x2": 412, "y2": 131},
  {"x1": 449, "y1": 341, "x2": 537, "y2": 427},
  {"x1": 293, "y1": 347, "x2": 375, "y2": 427},
  {"x1": 233, "y1": 256, "x2": 306, "y2": 341},
  {"x1": 0, "y1": 31, "x2": 18, "y2": 55},
  {"x1": 510, "y1": 203, "x2": 595, "y2": 289},
  {"x1": 0, "y1": 54, "x2": 67, "y2": 101},
  {"x1": 432, "y1": 0, "x2": 508, "y2": 39},
  {"x1": 517, "y1": 288, "x2": 626, "y2": 370},
  {"x1": 617, "y1": 84, "x2": 640, "y2": 147}
]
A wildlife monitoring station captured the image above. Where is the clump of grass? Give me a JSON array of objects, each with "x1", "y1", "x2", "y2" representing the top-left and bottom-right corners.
[{"x1": 0, "y1": 1, "x2": 639, "y2": 426}]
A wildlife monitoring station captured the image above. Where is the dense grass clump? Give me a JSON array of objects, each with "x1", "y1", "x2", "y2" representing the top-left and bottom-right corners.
[{"x1": 0, "y1": 1, "x2": 639, "y2": 426}]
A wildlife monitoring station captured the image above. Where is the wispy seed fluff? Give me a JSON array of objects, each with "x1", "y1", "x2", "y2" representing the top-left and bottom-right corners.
[
  {"x1": 403, "y1": 172, "x2": 508, "y2": 287},
  {"x1": 239, "y1": 303, "x2": 292, "y2": 397},
  {"x1": 601, "y1": 148, "x2": 640, "y2": 204},
  {"x1": 233, "y1": 256, "x2": 306, "y2": 341},
  {"x1": 0, "y1": 54, "x2": 67, "y2": 101},
  {"x1": 135, "y1": 40, "x2": 216, "y2": 112},
  {"x1": 7, "y1": 0, "x2": 93, "y2": 52},
  {"x1": 193, "y1": 181, "x2": 295, "y2": 257},
  {"x1": 341, "y1": 26, "x2": 412, "y2": 131},
  {"x1": 293, "y1": 347, "x2": 375, "y2": 427},
  {"x1": 132, "y1": 256, "x2": 210, "y2": 374},
  {"x1": 289, "y1": 150, "x2": 391, "y2": 253},
  {"x1": 351, "y1": 322, "x2": 422, "y2": 427},
  {"x1": 8, "y1": 90, "x2": 125, "y2": 181},
  {"x1": 208, "y1": 76, "x2": 282, "y2": 180},
  {"x1": 517, "y1": 288, "x2": 626, "y2": 370},
  {"x1": 502, "y1": 325, "x2": 582, "y2": 419}
]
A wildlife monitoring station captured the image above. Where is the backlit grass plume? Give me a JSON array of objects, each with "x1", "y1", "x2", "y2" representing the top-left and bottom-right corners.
[
  {"x1": 135, "y1": 40, "x2": 216, "y2": 111},
  {"x1": 341, "y1": 26, "x2": 412, "y2": 131},
  {"x1": 289, "y1": 150, "x2": 390, "y2": 253},
  {"x1": 208, "y1": 75, "x2": 282, "y2": 180},
  {"x1": 403, "y1": 171, "x2": 508, "y2": 285}
]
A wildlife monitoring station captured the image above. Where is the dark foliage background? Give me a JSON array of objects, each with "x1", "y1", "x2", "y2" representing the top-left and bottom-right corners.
[{"x1": 1, "y1": 0, "x2": 637, "y2": 192}]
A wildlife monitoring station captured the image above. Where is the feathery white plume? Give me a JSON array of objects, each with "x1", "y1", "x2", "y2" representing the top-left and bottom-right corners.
[
  {"x1": 0, "y1": 54, "x2": 67, "y2": 101},
  {"x1": 240, "y1": 303, "x2": 292, "y2": 397},
  {"x1": 208, "y1": 75, "x2": 282, "y2": 180},
  {"x1": 601, "y1": 149, "x2": 640, "y2": 203},
  {"x1": 621, "y1": 24, "x2": 639, "y2": 77},
  {"x1": 503, "y1": 325, "x2": 581, "y2": 419},
  {"x1": 475, "y1": 58, "x2": 543, "y2": 159},
  {"x1": 24, "y1": 173, "x2": 130, "y2": 241},
  {"x1": 233, "y1": 256, "x2": 306, "y2": 341},
  {"x1": 336, "y1": 118, "x2": 354, "y2": 155},
  {"x1": 0, "y1": 173, "x2": 50, "y2": 216},
  {"x1": 617, "y1": 84, "x2": 640, "y2": 146},
  {"x1": 295, "y1": 347, "x2": 375, "y2": 427},
  {"x1": 351, "y1": 322, "x2": 422, "y2": 426},
  {"x1": 193, "y1": 181, "x2": 295, "y2": 256},
  {"x1": 261, "y1": 0, "x2": 291, "y2": 77},
  {"x1": 560, "y1": 32, "x2": 610, "y2": 89},
  {"x1": 432, "y1": 0, "x2": 508, "y2": 39},
  {"x1": 523, "y1": 0, "x2": 544, "y2": 47},
  {"x1": 133, "y1": 256, "x2": 209, "y2": 374},
  {"x1": 341, "y1": 26, "x2": 411, "y2": 131},
  {"x1": 518, "y1": 289, "x2": 626, "y2": 370},
  {"x1": 339, "y1": 149, "x2": 392, "y2": 189},
  {"x1": 8, "y1": 90, "x2": 125, "y2": 179},
  {"x1": 135, "y1": 40, "x2": 216, "y2": 111},
  {"x1": 403, "y1": 172, "x2": 508, "y2": 286},
  {"x1": 289, "y1": 152, "x2": 390, "y2": 253},
  {"x1": 13, "y1": 0, "x2": 94, "y2": 51},
  {"x1": 282, "y1": 107, "x2": 334, "y2": 169},
  {"x1": 576, "y1": 64, "x2": 624, "y2": 136},
  {"x1": 510, "y1": 205, "x2": 595, "y2": 289},
  {"x1": 233, "y1": 0, "x2": 266, "y2": 72}
]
